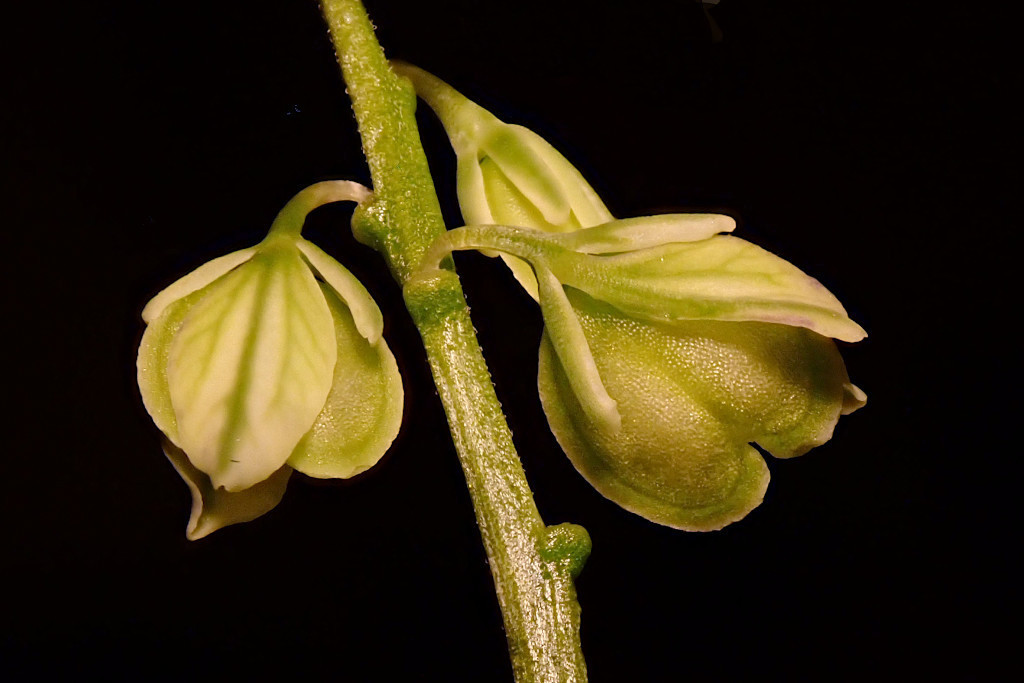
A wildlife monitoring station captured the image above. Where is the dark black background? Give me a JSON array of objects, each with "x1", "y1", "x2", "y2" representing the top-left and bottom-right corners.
[{"x1": 4, "y1": 1, "x2": 1015, "y2": 680}]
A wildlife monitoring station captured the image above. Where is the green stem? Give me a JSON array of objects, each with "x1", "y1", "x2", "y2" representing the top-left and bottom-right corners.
[
  {"x1": 319, "y1": 2, "x2": 590, "y2": 681},
  {"x1": 267, "y1": 180, "x2": 371, "y2": 239}
]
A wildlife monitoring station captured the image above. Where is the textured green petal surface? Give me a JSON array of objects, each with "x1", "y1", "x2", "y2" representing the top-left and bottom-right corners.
[
  {"x1": 163, "y1": 440, "x2": 291, "y2": 541},
  {"x1": 538, "y1": 289, "x2": 854, "y2": 530},
  {"x1": 287, "y1": 284, "x2": 403, "y2": 479},
  {"x1": 167, "y1": 244, "x2": 337, "y2": 491}
]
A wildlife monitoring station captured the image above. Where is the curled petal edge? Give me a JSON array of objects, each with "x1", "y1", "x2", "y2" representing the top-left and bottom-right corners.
[
  {"x1": 142, "y1": 247, "x2": 257, "y2": 324},
  {"x1": 163, "y1": 439, "x2": 292, "y2": 541}
]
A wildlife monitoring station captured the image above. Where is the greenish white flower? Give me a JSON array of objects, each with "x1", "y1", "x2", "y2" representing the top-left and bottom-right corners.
[
  {"x1": 137, "y1": 181, "x2": 403, "y2": 539},
  {"x1": 408, "y1": 66, "x2": 866, "y2": 530},
  {"x1": 393, "y1": 61, "x2": 614, "y2": 300}
]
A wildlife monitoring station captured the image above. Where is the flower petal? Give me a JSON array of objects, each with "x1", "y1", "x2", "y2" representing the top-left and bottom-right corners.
[
  {"x1": 478, "y1": 157, "x2": 563, "y2": 300},
  {"x1": 426, "y1": 224, "x2": 865, "y2": 342},
  {"x1": 538, "y1": 289, "x2": 853, "y2": 530},
  {"x1": 644, "y1": 316, "x2": 854, "y2": 460},
  {"x1": 480, "y1": 125, "x2": 571, "y2": 226},
  {"x1": 141, "y1": 247, "x2": 257, "y2": 323},
  {"x1": 163, "y1": 439, "x2": 291, "y2": 540},
  {"x1": 479, "y1": 156, "x2": 564, "y2": 232},
  {"x1": 167, "y1": 245, "x2": 337, "y2": 491},
  {"x1": 553, "y1": 213, "x2": 735, "y2": 254},
  {"x1": 137, "y1": 285, "x2": 215, "y2": 444},
  {"x1": 536, "y1": 266, "x2": 620, "y2": 432},
  {"x1": 554, "y1": 235, "x2": 867, "y2": 342},
  {"x1": 287, "y1": 284, "x2": 403, "y2": 479},
  {"x1": 297, "y1": 239, "x2": 383, "y2": 344},
  {"x1": 841, "y1": 383, "x2": 868, "y2": 416},
  {"x1": 538, "y1": 290, "x2": 771, "y2": 530},
  {"x1": 456, "y1": 154, "x2": 496, "y2": 226},
  {"x1": 511, "y1": 124, "x2": 613, "y2": 229},
  {"x1": 423, "y1": 224, "x2": 864, "y2": 342}
]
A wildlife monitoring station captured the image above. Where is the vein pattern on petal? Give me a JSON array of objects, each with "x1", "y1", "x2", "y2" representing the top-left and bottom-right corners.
[
  {"x1": 142, "y1": 247, "x2": 257, "y2": 323},
  {"x1": 167, "y1": 246, "x2": 336, "y2": 491}
]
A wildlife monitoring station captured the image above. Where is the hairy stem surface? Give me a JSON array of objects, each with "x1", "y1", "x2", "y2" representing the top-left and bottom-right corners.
[{"x1": 319, "y1": 2, "x2": 589, "y2": 680}]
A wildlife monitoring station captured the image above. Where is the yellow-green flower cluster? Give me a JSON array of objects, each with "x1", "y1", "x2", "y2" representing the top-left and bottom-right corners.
[{"x1": 405, "y1": 65, "x2": 866, "y2": 530}]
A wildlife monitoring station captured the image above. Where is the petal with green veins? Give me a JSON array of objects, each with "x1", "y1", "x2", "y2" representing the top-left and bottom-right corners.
[
  {"x1": 511, "y1": 124, "x2": 613, "y2": 228},
  {"x1": 297, "y1": 239, "x2": 383, "y2": 344},
  {"x1": 167, "y1": 245, "x2": 337, "y2": 491},
  {"x1": 539, "y1": 289, "x2": 854, "y2": 530},
  {"x1": 163, "y1": 439, "x2": 291, "y2": 541},
  {"x1": 287, "y1": 283, "x2": 403, "y2": 479},
  {"x1": 137, "y1": 285, "x2": 216, "y2": 444},
  {"x1": 479, "y1": 156, "x2": 564, "y2": 232},
  {"x1": 478, "y1": 156, "x2": 566, "y2": 299},
  {"x1": 141, "y1": 247, "x2": 257, "y2": 323},
  {"x1": 457, "y1": 154, "x2": 528, "y2": 283},
  {"x1": 480, "y1": 126, "x2": 571, "y2": 226},
  {"x1": 423, "y1": 223, "x2": 864, "y2": 342},
  {"x1": 550, "y1": 235, "x2": 866, "y2": 342}
]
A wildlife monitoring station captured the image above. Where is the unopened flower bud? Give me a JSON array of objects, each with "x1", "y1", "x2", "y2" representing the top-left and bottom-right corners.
[{"x1": 393, "y1": 61, "x2": 613, "y2": 298}]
